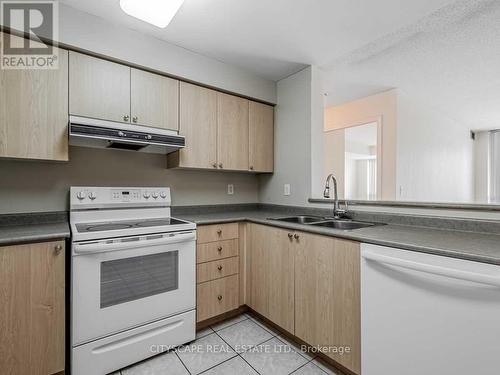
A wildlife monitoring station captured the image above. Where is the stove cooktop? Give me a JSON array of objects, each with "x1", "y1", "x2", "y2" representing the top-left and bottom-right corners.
[{"x1": 75, "y1": 218, "x2": 187, "y2": 233}]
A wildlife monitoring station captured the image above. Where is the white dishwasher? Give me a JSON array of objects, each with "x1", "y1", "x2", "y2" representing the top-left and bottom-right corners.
[{"x1": 361, "y1": 243, "x2": 500, "y2": 375}]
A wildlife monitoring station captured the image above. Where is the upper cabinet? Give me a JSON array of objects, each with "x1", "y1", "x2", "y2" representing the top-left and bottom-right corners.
[
  {"x1": 0, "y1": 35, "x2": 271, "y2": 166},
  {"x1": 168, "y1": 89, "x2": 274, "y2": 173},
  {"x1": 69, "y1": 51, "x2": 179, "y2": 131},
  {"x1": 169, "y1": 82, "x2": 218, "y2": 169},
  {"x1": 69, "y1": 52, "x2": 130, "y2": 123},
  {"x1": 130, "y1": 68, "x2": 179, "y2": 131},
  {"x1": 249, "y1": 101, "x2": 274, "y2": 172},
  {"x1": 0, "y1": 33, "x2": 69, "y2": 161},
  {"x1": 217, "y1": 93, "x2": 249, "y2": 171}
]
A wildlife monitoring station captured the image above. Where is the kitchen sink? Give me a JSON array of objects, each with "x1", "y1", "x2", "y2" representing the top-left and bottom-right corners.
[
  {"x1": 310, "y1": 220, "x2": 378, "y2": 230},
  {"x1": 269, "y1": 216, "x2": 383, "y2": 230},
  {"x1": 269, "y1": 215, "x2": 325, "y2": 224}
]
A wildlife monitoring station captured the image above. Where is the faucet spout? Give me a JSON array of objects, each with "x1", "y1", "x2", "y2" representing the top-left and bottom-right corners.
[{"x1": 324, "y1": 173, "x2": 343, "y2": 218}]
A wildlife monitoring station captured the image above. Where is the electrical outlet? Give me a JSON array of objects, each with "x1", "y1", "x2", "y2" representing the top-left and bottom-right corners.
[
  {"x1": 227, "y1": 184, "x2": 234, "y2": 195},
  {"x1": 284, "y1": 184, "x2": 291, "y2": 196}
]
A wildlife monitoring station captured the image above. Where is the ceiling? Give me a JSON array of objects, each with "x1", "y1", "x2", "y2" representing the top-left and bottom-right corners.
[
  {"x1": 323, "y1": 0, "x2": 500, "y2": 129},
  {"x1": 59, "y1": 0, "x2": 456, "y2": 81}
]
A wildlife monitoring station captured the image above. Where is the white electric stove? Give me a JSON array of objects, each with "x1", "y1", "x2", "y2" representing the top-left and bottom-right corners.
[{"x1": 69, "y1": 187, "x2": 196, "y2": 375}]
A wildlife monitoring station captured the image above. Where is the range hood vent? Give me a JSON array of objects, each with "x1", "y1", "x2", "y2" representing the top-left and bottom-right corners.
[{"x1": 69, "y1": 116, "x2": 185, "y2": 154}]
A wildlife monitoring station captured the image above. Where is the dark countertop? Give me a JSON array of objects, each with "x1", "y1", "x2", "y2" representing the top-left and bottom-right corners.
[
  {"x1": 0, "y1": 212, "x2": 70, "y2": 246},
  {"x1": 176, "y1": 208, "x2": 500, "y2": 266}
]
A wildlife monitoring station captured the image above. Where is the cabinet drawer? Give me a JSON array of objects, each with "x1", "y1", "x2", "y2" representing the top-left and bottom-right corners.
[
  {"x1": 197, "y1": 223, "x2": 239, "y2": 243},
  {"x1": 197, "y1": 275, "x2": 239, "y2": 322},
  {"x1": 197, "y1": 239, "x2": 238, "y2": 264},
  {"x1": 197, "y1": 256, "x2": 239, "y2": 284}
]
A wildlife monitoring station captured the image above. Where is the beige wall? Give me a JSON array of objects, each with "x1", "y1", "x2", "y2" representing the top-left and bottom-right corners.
[
  {"x1": 259, "y1": 67, "x2": 313, "y2": 206},
  {"x1": 324, "y1": 89, "x2": 397, "y2": 200},
  {"x1": 0, "y1": 147, "x2": 259, "y2": 213}
]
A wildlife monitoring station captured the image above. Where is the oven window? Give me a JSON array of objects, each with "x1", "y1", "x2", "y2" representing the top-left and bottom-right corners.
[{"x1": 100, "y1": 251, "x2": 179, "y2": 308}]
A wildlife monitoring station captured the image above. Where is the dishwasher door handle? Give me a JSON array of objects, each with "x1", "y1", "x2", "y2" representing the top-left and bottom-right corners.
[{"x1": 363, "y1": 250, "x2": 500, "y2": 288}]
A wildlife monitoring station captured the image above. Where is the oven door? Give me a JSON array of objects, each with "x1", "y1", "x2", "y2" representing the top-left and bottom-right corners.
[{"x1": 71, "y1": 231, "x2": 195, "y2": 346}]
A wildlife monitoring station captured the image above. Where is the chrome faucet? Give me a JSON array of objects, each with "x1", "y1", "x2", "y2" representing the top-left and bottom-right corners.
[{"x1": 324, "y1": 174, "x2": 347, "y2": 218}]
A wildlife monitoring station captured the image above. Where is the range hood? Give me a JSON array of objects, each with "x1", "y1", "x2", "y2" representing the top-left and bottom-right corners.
[{"x1": 69, "y1": 116, "x2": 185, "y2": 154}]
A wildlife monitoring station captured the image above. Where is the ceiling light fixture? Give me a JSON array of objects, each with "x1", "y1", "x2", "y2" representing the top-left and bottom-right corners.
[{"x1": 119, "y1": 0, "x2": 185, "y2": 28}]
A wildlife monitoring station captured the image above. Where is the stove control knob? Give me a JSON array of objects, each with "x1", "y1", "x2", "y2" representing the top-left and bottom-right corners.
[
  {"x1": 143, "y1": 192, "x2": 150, "y2": 199},
  {"x1": 88, "y1": 192, "x2": 97, "y2": 200},
  {"x1": 76, "y1": 191, "x2": 86, "y2": 200},
  {"x1": 160, "y1": 191, "x2": 167, "y2": 199},
  {"x1": 152, "y1": 192, "x2": 159, "y2": 199}
]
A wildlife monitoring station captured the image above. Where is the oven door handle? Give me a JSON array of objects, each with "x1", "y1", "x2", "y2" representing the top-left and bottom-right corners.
[{"x1": 73, "y1": 231, "x2": 196, "y2": 254}]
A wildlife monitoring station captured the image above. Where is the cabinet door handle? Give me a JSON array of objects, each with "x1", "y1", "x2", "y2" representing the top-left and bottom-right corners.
[
  {"x1": 249, "y1": 166, "x2": 254, "y2": 170},
  {"x1": 54, "y1": 244, "x2": 63, "y2": 255},
  {"x1": 132, "y1": 116, "x2": 138, "y2": 123},
  {"x1": 217, "y1": 265, "x2": 223, "y2": 271},
  {"x1": 212, "y1": 163, "x2": 217, "y2": 168},
  {"x1": 217, "y1": 229, "x2": 222, "y2": 235},
  {"x1": 219, "y1": 163, "x2": 223, "y2": 168},
  {"x1": 217, "y1": 246, "x2": 223, "y2": 252},
  {"x1": 288, "y1": 233, "x2": 293, "y2": 239},
  {"x1": 123, "y1": 115, "x2": 130, "y2": 122},
  {"x1": 217, "y1": 295, "x2": 223, "y2": 301},
  {"x1": 294, "y1": 234, "x2": 300, "y2": 240}
]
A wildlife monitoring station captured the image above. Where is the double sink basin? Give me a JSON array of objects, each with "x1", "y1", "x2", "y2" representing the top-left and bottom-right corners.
[{"x1": 268, "y1": 215, "x2": 382, "y2": 230}]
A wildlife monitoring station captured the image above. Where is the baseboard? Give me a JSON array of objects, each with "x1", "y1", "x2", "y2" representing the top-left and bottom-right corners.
[{"x1": 196, "y1": 305, "x2": 249, "y2": 330}]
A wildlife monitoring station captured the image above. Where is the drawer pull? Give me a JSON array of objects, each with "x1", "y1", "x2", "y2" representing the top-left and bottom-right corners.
[
  {"x1": 217, "y1": 295, "x2": 223, "y2": 301},
  {"x1": 217, "y1": 265, "x2": 223, "y2": 271},
  {"x1": 217, "y1": 246, "x2": 223, "y2": 252}
]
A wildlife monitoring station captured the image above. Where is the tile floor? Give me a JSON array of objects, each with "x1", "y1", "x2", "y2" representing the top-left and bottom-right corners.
[{"x1": 115, "y1": 313, "x2": 342, "y2": 375}]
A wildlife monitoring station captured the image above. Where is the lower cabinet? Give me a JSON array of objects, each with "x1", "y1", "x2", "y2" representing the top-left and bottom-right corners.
[
  {"x1": 196, "y1": 223, "x2": 240, "y2": 322},
  {"x1": 0, "y1": 240, "x2": 65, "y2": 375},
  {"x1": 247, "y1": 224, "x2": 295, "y2": 333},
  {"x1": 195, "y1": 222, "x2": 361, "y2": 373},
  {"x1": 295, "y1": 232, "x2": 361, "y2": 375},
  {"x1": 246, "y1": 223, "x2": 361, "y2": 375}
]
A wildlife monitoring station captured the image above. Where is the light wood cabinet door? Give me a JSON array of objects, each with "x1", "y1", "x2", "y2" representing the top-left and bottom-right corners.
[
  {"x1": 131, "y1": 68, "x2": 179, "y2": 130},
  {"x1": 217, "y1": 93, "x2": 249, "y2": 171},
  {"x1": 294, "y1": 232, "x2": 361, "y2": 374},
  {"x1": 0, "y1": 33, "x2": 68, "y2": 161},
  {"x1": 171, "y1": 82, "x2": 217, "y2": 168},
  {"x1": 69, "y1": 51, "x2": 130, "y2": 123},
  {"x1": 247, "y1": 224, "x2": 294, "y2": 333},
  {"x1": 197, "y1": 275, "x2": 239, "y2": 322},
  {"x1": 0, "y1": 240, "x2": 65, "y2": 375},
  {"x1": 249, "y1": 101, "x2": 274, "y2": 172}
]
